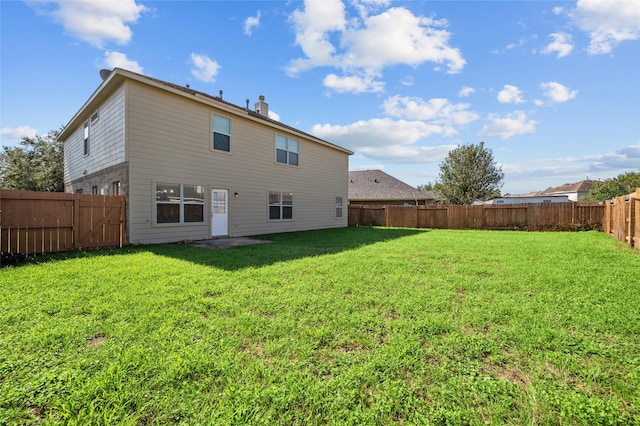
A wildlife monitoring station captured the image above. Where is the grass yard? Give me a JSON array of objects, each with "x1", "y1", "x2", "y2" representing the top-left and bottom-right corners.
[{"x1": 1, "y1": 227, "x2": 639, "y2": 425}]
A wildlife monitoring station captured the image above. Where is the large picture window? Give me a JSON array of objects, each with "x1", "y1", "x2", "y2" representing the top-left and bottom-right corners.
[
  {"x1": 269, "y1": 191, "x2": 293, "y2": 220},
  {"x1": 156, "y1": 183, "x2": 204, "y2": 224},
  {"x1": 213, "y1": 114, "x2": 231, "y2": 152},
  {"x1": 275, "y1": 135, "x2": 298, "y2": 166}
]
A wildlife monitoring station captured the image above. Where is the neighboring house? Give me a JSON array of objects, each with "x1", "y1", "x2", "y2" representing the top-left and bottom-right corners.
[
  {"x1": 59, "y1": 68, "x2": 353, "y2": 244},
  {"x1": 532, "y1": 180, "x2": 596, "y2": 201},
  {"x1": 484, "y1": 195, "x2": 570, "y2": 205},
  {"x1": 348, "y1": 170, "x2": 437, "y2": 205},
  {"x1": 485, "y1": 180, "x2": 596, "y2": 204}
]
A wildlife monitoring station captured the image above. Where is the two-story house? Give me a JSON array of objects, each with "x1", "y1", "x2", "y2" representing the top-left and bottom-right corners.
[{"x1": 58, "y1": 68, "x2": 352, "y2": 244}]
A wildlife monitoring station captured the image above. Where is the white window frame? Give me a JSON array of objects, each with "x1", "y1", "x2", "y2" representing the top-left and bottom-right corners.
[
  {"x1": 335, "y1": 196, "x2": 343, "y2": 218},
  {"x1": 275, "y1": 135, "x2": 299, "y2": 166},
  {"x1": 155, "y1": 183, "x2": 205, "y2": 225},
  {"x1": 83, "y1": 121, "x2": 90, "y2": 156},
  {"x1": 268, "y1": 191, "x2": 293, "y2": 221},
  {"x1": 212, "y1": 114, "x2": 231, "y2": 153}
]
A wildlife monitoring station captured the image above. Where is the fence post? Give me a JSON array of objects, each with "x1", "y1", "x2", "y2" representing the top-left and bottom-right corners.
[{"x1": 73, "y1": 193, "x2": 80, "y2": 249}]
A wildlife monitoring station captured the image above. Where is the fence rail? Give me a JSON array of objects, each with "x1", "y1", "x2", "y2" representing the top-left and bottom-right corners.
[
  {"x1": 349, "y1": 202, "x2": 605, "y2": 231},
  {"x1": 603, "y1": 188, "x2": 640, "y2": 249},
  {"x1": 1, "y1": 190, "x2": 126, "y2": 256}
]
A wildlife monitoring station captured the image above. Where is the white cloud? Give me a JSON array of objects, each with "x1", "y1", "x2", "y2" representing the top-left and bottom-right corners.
[
  {"x1": 382, "y1": 95, "x2": 479, "y2": 126},
  {"x1": 541, "y1": 32, "x2": 574, "y2": 58},
  {"x1": 459, "y1": 86, "x2": 475, "y2": 97},
  {"x1": 323, "y1": 73, "x2": 384, "y2": 93},
  {"x1": 190, "y1": 53, "x2": 220, "y2": 83},
  {"x1": 268, "y1": 110, "x2": 281, "y2": 122},
  {"x1": 244, "y1": 11, "x2": 261, "y2": 36},
  {"x1": 29, "y1": 0, "x2": 147, "y2": 48},
  {"x1": 103, "y1": 51, "x2": 143, "y2": 73},
  {"x1": 477, "y1": 111, "x2": 538, "y2": 139},
  {"x1": 311, "y1": 118, "x2": 446, "y2": 150},
  {"x1": 497, "y1": 84, "x2": 525, "y2": 104},
  {"x1": 0, "y1": 126, "x2": 38, "y2": 141},
  {"x1": 401, "y1": 76, "x2": 414, "y2": 87},
  {"x1": 287, "y1": 0, "x2": 346, "y2": 74},
  {"x1": 570, "y1": 0, "x2": 640, "y2": 54},
  {"x1": 589, "y1": 143, "x2": 640, "y2": 170},
  {"x1": 358, "y1": 144, "x2": 457, "y2": 163},
  {"x1": 287, "y1": 2, "x2": 465, "y2": 93},
  {"x1": 340, "y1": 7, "x2": 465, "y2": 74},
  {"x1": 539, "y1": 81, "x2": 578, "y2": 103}
]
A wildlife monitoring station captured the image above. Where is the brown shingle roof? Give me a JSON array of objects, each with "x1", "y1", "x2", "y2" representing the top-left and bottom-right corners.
[
  {"x1": 348, "y1": 170, "x2": 437, "y2": 201},
  {"x1": 535, "y1": 180, "x2": 596, "y2": 196}
]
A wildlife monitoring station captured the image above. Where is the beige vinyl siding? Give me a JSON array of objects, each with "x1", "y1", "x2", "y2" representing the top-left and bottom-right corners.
[
  {"x1": 124, "y1": 81, "x2": 348, "y2": 244},
  {"x1": 63, "y1": 84, "x2": 126, "y2": 184}
]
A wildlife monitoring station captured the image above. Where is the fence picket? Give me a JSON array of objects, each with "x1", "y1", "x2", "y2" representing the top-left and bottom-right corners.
[{"x1": 1, "y1": 190, "x2": 126, "y2": 255}]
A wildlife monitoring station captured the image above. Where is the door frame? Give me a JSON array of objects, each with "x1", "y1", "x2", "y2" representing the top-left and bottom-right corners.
[{"x1": 211, "y1": 188, "x2": 229, "y2": 237}]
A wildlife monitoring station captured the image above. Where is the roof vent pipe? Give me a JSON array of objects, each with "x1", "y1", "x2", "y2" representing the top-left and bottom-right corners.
[{"x1": 254, "y1": 95, "x2": 268, "y2": 117}]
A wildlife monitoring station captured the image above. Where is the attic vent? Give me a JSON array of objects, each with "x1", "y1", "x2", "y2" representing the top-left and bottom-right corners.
[{"x1": 254, "y1": 95, "x2": 269, "y2": 117}]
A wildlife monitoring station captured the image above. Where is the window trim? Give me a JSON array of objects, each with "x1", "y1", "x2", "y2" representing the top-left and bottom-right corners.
[
  {"x1": 268, "y1": 191, "x2": 294, "y2": 221},
  {"x1": 83, "y1": 121, "x2": 90, "y2": 156},
  {"x1": 275, "y1": 135, "x2": 299, "y2": 166},
  {"x1": 212, "y1": 114, "x2": 232, "y2": 153},
  {"x1": 335, "y1": 196, "x2": 343, "y2": 218},
  {"x1": 155, "y1": 182, "x2": 205, "y2": 225}
]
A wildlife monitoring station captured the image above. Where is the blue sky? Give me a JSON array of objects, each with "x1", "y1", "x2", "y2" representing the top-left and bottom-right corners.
[{"x1": 1, "y1": 0, "x2": 639, "y2": 194}]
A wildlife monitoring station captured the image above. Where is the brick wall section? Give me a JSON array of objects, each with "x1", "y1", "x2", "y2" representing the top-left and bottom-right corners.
[{"x1": 65, "y1": 162, "x2": 129, "y2": 196}]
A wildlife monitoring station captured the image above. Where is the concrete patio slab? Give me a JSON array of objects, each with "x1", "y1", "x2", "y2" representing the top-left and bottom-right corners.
[{"x1": 191, "y1": 237, "x2": 271, "y2": 250}]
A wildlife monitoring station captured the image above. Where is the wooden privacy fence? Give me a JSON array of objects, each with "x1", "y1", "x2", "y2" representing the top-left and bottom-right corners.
[
  {"x1": 0, "y1": 190, "x2": 126, "y2": 255},
  {"x1": 603, "y1": 188, "x2": 640, "y2": 249},
  {"x1": 349, "y1": 202, "x2": 605, "y2": 231}
]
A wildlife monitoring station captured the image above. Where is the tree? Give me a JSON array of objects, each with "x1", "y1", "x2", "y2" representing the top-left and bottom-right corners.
[
  {"x1": 0, "y1": 129, "x2": 64, "y2": 192},
  {"x1": 433, "y1": 142, "x2": 504, "y2": 204},
  {"x1": 416, "y1": 182, "x2": 435, "y2": 191},
  {"x1": 582, "y1": 171, "x2": 640, "y2": 201}
]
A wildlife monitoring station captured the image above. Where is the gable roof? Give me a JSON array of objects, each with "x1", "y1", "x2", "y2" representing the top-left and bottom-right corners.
[
  {"x1": 535, "y1": 180, "x2": 596, "y2": 196},
  {"x1": 348, "y1": 170, "x2": 437, "y2": 201},
  {"x1": 58, "y1": 68, "x2": 353, "y2": 155}
]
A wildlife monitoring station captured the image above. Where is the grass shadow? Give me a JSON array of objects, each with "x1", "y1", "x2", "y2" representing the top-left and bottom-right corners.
[
  {"x1": 147, "y1": 226, "x2": 428, "y2": 270},
  {"x1": 9, "y1": 227, "x2": 427, "y2": 271}
]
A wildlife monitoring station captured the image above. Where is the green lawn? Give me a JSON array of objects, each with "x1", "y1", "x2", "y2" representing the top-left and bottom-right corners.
[{"x1": 1, "y1": 227, "x2": 639, "y2": 425}]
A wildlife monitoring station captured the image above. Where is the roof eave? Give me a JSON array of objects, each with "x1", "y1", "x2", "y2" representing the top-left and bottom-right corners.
[{"x1": 58, "y1": 68, "x2": 353, "y2": 156}]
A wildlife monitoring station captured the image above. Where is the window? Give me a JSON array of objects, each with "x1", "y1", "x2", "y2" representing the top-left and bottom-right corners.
[
  {"x1": 76, "y1": 189, "x2": 83, "y2": 194},
  {"x1": 112, "y1": 181, "x2": 121, "y2": 195},
  {"x1": 83, "y1": 122, "x2": 90, "y2": 155},
  {"x1": 336, "y1": 196, "x2": 343, "y2": 218},
  {"x1": 92, "y1": 186, "x2": 98, "y2": 195},
  {"x1": 269, "y1": 191, "x2": 293, "y2": 220},
  {"x1": 156, "y1": 183, "x2": 204, "y2": 224},
  {"x1": 213, "y1": 114, "x2": 231, "y2": 152},
  {"x1": 91, "y1": 111, "x2": 99, "y2": 123},
  {"x1": 276, "y1": 135, "x2": 299, "y2": 166}
]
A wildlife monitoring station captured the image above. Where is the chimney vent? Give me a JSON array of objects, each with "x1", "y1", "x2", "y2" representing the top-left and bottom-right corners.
[{"x1": 254, "y1": 95, "x2": 269, "y2": 117}]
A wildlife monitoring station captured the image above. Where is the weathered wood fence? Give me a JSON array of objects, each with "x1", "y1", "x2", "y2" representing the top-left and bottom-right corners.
[
  {"x1": 0, "y1": 190, "x2": 126, "y2": 255},
  {"x1": 349, "y1": 202, "x2": 605, "y2": 231},
  {"x1": 603, "y1": 188, "x2": 640, "y2": 249}
]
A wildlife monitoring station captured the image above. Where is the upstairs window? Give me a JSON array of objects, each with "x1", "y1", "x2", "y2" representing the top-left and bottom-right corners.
[
  {"x1": 276, "y1": 135, "x2": 298, "y2": 166},
  {"x1": 269, "y1": 191, "x2": 293, "y2": 220},
  {"x1": 213, "y1": 114, "x2": 231, "y2": 152},
  {"x1": 83, "y1": 122, "x2": 90, "y2": 156}
]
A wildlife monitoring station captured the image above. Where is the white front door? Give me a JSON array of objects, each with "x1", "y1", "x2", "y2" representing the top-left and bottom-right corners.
[{"x1": 211, "y1": 189, "x2": 228, "y2": 237}]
